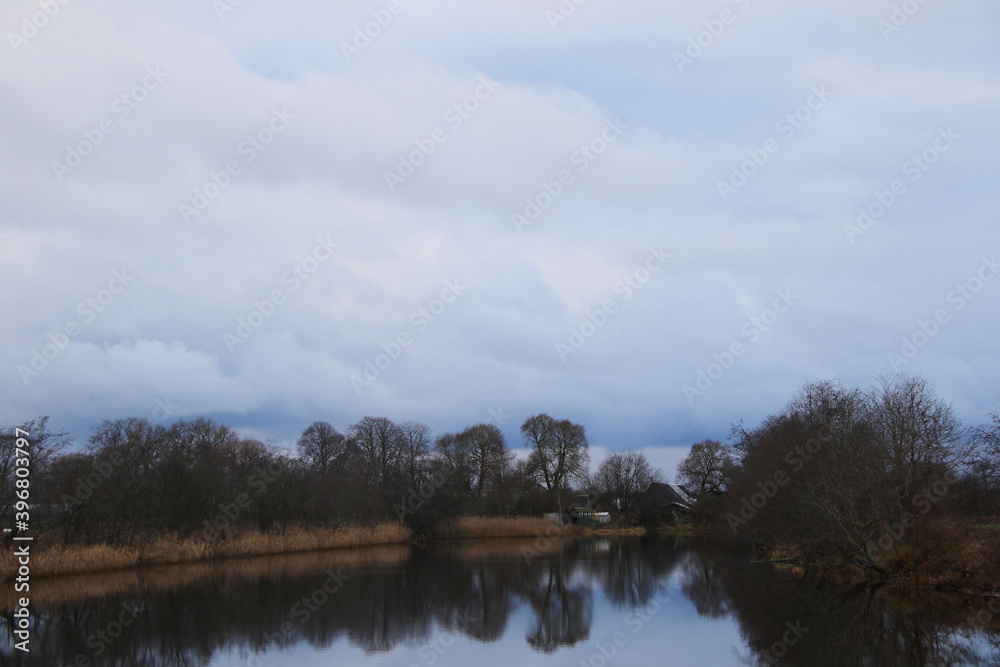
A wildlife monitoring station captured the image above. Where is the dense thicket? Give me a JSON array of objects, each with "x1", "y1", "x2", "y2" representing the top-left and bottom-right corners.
[
  {"x1": 0, "y1": 413, "x2": 601, "y2": 547},
  {"x1": 4, "y1": 373, "x2": 995, "y2": 559},
  {"x1": 679, "y1": 375, "x2": 999, "y2": 571}
]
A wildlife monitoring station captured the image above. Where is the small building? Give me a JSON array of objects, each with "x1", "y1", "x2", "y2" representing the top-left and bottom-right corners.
[
  {"x1": 546, "y1": 494, "x2": 611, "y2": 525},
  {"x1": 644, "y1": 482, "x2": 695, "y2": 522},
  {"x1": 567, "y1": 508, "x2": 611, "y2": 525}
]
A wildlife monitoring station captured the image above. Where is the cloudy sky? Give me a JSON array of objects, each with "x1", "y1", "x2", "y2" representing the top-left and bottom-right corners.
[{"x1": 2, "y1": 0, "x2": 998, "y2": 477}]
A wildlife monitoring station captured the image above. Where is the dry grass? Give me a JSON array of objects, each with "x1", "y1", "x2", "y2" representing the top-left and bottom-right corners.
[
  {"x1": 909, "y1": 535, "x2": 1000, "y2": 592},
  {"x1": 0, "y1": 523, "x2": 411, "y2": 581},
  {"x1": 0, "y1": 517, "x2": 647, "y2": 582},
  {"x1": 807, "y1": 516, "x2": 1000, "y2": 594},
  {"x1": 0, "y1": 544, "x2": 411, "y2": 613},
  {"x1": 205, "y1": 523, "x2": 410, "y2": 560}
]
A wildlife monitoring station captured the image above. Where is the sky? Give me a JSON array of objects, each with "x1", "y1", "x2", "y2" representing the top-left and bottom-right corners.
[{"x1": 2, "y1": 0, "x2": 999, "y2": 479}]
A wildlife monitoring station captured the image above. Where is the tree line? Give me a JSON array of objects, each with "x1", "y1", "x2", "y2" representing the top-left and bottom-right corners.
[
  {"x1": 0, "y1": 411, "x2": 665, "y2": 548},
  {"x1": 673, "y1": 374, "x2": 1000, "y2": 572}
]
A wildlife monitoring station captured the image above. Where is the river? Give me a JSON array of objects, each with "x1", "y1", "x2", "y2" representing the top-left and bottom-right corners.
[{"x1": 2, "y1": 537, "x2": 998, "y2": 665}]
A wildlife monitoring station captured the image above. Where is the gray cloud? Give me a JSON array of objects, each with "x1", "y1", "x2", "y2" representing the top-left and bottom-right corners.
[{"x1": 2, "y1": 0, "x2": 998, "y2": 468}]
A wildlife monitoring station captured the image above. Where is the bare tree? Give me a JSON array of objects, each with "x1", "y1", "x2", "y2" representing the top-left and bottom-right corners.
[
  {"x1": 723, "y1": 376, "x2": 970, "y2": 571},
  {"x1": 865, "y1": 374, "x2": 967, "y2": 509},
  {"x1": 296, "y1": 421, "x2": 347, "y2": 473},
  {"x1": 522, "y1": 414, "x2": 590, "y2": 509},
  {"x1": 676, "y1": 440, "x2": 732, "y2": 497},
  {"x1": 967, "y1": 410, "x2": 1000, "y2": 512},
  {"x1": 157, "y1": 418, "x2": 246, "y2": 536},
  {"x1": 86, "y1": 418, "x2": 167, "y2": 544},
  {"x1": 724, "y1": 380, "x2": 879, "y2": 560},
  {"x1": 349, "y1": 416, "x2": 405, "y2": 492},
  {"x1": 399, "y1": 420, "x2": 432, "y2": 487},
  {"x1": 433, "y1": 432, "x2": 473, "y2": 497},
  {"x1": 595, "y1": 450, "x2": 663, "y2": 513},
  {"x1": 455, "y1": 423, "x2": 514, "y2": 499},
  {"x1": 1, "y1": 416, "x2": 70, "y2": 542},
  {"x1": 975, "y1": 410, "x2": 1000, "y2": 477}
]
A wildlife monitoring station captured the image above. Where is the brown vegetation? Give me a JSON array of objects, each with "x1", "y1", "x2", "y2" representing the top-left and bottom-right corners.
[
  {"x1": 737, "y1": 516, "x2": 1000, "y2": 595},
  {"x1": 878, "y1": 516, "x2": 1000, "y2": 594},
  {"x1": 0, "y1": 544, "x2": 411, "y2": 613},
  {"x1": 0, "y1": 523, "x2": 410, "y2": 581},
  {"x1": 669, "y1": 375, "x2": 1000, "y2": 594},
  {"x1": 432, "y1": 516, "x2": 644, "y2": 539},
  {"x1": 434, "y1": 516, "x2": 573, "y2": 539},
  {"x1": 0, "y1": 517, "x2": 647, "y2": 581}
]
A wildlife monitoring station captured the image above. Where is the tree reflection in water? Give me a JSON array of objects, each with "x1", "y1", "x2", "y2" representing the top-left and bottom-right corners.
[
  {"x1": 684, "y1": 548, "x2": 1000, "y2": 666},
  {"x1": 0, "y1": 539, "x2": 997, "y2": 666}
]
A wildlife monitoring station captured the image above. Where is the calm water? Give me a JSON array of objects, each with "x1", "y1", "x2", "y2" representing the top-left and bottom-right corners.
[{"x1": 2, "y1": 537, "x2": 998, "y2": 666}]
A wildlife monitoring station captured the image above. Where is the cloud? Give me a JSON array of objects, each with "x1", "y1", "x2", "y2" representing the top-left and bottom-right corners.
[{"x1": 1, "y1": 0, "x2": 998, "y2": 458}]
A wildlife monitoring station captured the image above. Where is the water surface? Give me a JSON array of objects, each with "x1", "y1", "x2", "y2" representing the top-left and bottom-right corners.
[{"x1": 2, "y1": 537, "x2": 998, "y2": 665}]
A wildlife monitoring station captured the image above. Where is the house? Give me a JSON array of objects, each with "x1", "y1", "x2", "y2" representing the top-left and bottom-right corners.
[
  {"x1": 549, "y1": 494, "x2": 611, "y2": 525},
  {"x1": 644, "y1": 482, "x2": 695, "y2": 521}
]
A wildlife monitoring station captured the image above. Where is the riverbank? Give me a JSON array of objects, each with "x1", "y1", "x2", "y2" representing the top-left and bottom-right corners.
[
  {"x1": 433, "y1": 516, "x2": 645, "y2": 539},
  {"x1": 745, "y1": 517, "x2": 1000, "y2": 596},
  {"x1": 0, "y1": 524, "x2": 412, "y2": 580},
  {"x1": 0, "y1": 517, "x2": 644, "y2": 580}
]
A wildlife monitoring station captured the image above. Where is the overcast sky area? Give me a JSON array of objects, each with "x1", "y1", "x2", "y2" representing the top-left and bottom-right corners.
[{"x1": 2, "y1": 0, "x2": 998, "y2": 479}]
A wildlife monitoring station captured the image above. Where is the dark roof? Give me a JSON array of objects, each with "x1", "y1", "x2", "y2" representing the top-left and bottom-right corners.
[{"x1": 646, "y1": 483, "x2": 694, "y2": 511}]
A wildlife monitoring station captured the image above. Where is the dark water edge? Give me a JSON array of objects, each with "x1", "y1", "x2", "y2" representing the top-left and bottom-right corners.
[{"x1": 1, "y1": 537, "x2": 998, "y2": 666}]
